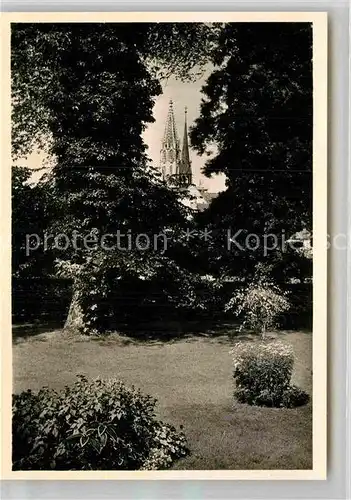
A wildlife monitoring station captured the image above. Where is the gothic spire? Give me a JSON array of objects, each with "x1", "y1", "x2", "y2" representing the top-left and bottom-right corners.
[
  {"x1": 160, "y1": 100, "x2": 180, "y2": 179},
  {"x1": 177, "y1": 106, "x2": 192, "y2": 185}
]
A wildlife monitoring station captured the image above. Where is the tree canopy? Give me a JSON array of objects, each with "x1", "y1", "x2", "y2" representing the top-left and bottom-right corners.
[
  {"x1": 11, "y1": 22, "x2": 217, "y2": 159},
  {"x1": 191, "y1": 23, "x2": 313, "y2": 278},
  {"x1": 11, "y1": 22, "x2": 219, "y2": 333}
]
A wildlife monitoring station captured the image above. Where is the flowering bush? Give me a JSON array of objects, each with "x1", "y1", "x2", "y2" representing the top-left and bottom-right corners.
[
  {"x1": 230, "y1": 341, "x2": 309, "y2": 407},
  {"x1": 225, "y1": 271, "x2": 290, "y2": 338},
  {"x1": 12, "y1": 375, "x2": 189, "y2": 470}
]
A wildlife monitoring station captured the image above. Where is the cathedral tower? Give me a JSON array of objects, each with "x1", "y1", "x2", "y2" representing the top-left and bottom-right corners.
[
  {"x1": 159, "y1": 100, "x2": 192, "y2": 187},
  {"x1": 176, "y1": 106, "x2": 192, "y2": 187}
]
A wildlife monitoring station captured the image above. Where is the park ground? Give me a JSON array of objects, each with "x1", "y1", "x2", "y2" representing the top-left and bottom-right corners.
[{"x1": 13, "y1": 325, "x2": 312, "y2": 470}]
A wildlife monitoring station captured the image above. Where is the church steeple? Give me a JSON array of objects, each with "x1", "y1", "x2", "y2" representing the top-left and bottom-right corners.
[
  {"x1": 176, "y1": 106, "x2": 192, "y2": 187},
  {"x1": 160, "y1": 99, "x2": 180, "y2": 181},
  {"x1": 159, "y1": 101, "x2": 192, "y2": 187}
]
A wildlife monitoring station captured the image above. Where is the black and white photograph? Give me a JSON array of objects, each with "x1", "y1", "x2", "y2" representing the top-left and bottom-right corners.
[{"x1": 2, "y1": 12, "x2": 327, "y2": 479}]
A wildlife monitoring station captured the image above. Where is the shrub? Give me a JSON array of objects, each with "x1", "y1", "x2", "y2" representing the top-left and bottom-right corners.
[
  {"x1": 225, "y1": 266, "x2": 290, "y2": 338},
  {"x1": 281, "y1": 384, "x2": 310, "y2": 408},
  {"x1": 230, "y1": 341, "x2": 309, "y2": 408},
  {"x1": 12, "y1": 375, "x2": 188, "y2": 470}
]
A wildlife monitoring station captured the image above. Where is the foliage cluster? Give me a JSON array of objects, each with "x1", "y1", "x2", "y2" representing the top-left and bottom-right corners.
[
  {"x1": 225, "y1": 266, "x2": 290, "y2": 337},
  {"x1": 191, "y1": 22, "x2": 313, "y2": 280},
  {"x1": 230, "y1": 341, "x2": 309, "y2": 408},
  {"x1": 13, "y1": 375, "x2": 189, "y2": 470},
  {"x1": 12, "y1": 166, "x2": 54, "y2": 278}
]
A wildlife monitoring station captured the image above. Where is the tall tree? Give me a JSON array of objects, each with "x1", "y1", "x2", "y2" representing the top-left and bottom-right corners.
[
  {"x1": 191, "y1": 23, "x2": 313, "y2": 279},
  {"x1": 11, "y1": 23, "x2": 217, "y2": 333}
]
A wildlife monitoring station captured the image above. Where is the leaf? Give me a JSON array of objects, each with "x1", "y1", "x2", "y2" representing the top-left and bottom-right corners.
[
  {"x1": 97, "y1": 424, "x2": 106, "y2": 438},
  {"x1": 66, "y1": 432, "x2": 83, "y2": 441},
  {"x1": 79, "y1": 435, "x2": 89, "y2": 448}
]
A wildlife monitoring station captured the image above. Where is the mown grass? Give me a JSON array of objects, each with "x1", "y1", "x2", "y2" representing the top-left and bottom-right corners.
[{"x1": 13, "y1": 328, "x2": 312, "y2": 470}]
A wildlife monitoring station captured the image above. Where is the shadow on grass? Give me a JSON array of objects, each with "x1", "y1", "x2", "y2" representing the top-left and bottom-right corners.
[
  {"x1": 12, "y1": 321, "x2": 64, "y2": 342},
  {"x1": 84, "y1": 318, "x2": 252, "y2": 346},
  {"x1": 12, "y1": 317, "x2": 244, "y2": 346},
  {"x1": 108, "y1": 321, "x2": 313, "y2": 346},
  {"x1": 12, "y1": 317, "x2": 312, "y2": 347}
]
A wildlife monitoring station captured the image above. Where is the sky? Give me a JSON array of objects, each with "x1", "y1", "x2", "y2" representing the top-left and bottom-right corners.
[
  {"x1": 16, "y1": 70, "x2": 226, "y2": 193},
  {"x1": 143, "y1": 72, "x2": 226, "y2": 193}
]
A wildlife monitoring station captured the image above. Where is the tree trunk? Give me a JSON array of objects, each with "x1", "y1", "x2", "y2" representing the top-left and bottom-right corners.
[
  {"x1": 64, "y1": 287, "x2": 84, "y2": 332},
  {"x1": 261, "y1": 322, "x2": 266, "y2": 340}
]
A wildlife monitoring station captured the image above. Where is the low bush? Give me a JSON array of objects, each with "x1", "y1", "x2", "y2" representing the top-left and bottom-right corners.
[
  {"x1": 230, "y1": 341, "x2": 309, "y2": 408},
  {"x1": 12, "y1": 375, "x2": 188, "y2": 470}
]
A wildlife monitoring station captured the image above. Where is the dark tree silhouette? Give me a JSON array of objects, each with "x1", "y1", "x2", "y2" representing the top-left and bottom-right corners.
[{"x1": 191, "y1": 23, "x2": 313, "y2": 278}]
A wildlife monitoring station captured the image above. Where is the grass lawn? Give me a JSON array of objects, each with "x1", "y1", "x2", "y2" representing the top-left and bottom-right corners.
[{"x1": 13, "y1": 327, "x2": 312, "y2": 470}]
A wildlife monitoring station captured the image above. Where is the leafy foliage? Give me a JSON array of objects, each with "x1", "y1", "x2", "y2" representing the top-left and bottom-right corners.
[
  {"x1": 230, "y1": 341, "x2": 309, "y2": 408},
  {"x1": 12, "y1": 375, "x2": 189, "y2": 470},
  {"x1": 280, "y1": 384, "x2": 310, "y2": 408},
  {"x1": 56, "y1": 246, "x2": 224, "y2": 334},
  {"x1": 225, "y1": 265, "x2": 290, "y2": 337},
  {"x1": 191, "y1": 23, "x2": 313, "y2": 278},
  {"x1": 12, "y1": 166, "x2": 54, "y2": 277},
  {"x1": 11, "y1": 23, "x2": 216, "y2": 333},
  {"x1": 11, "y1": 23, "x2": 217, "y2": 159},
  {"x1": 144, "y1": 22, "x2": 220, "y2": 81}
]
